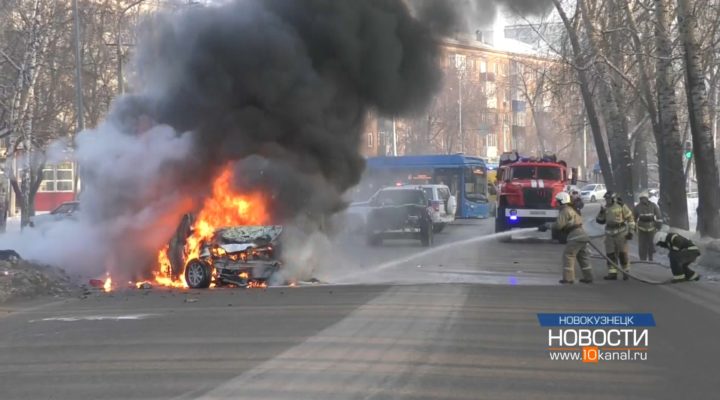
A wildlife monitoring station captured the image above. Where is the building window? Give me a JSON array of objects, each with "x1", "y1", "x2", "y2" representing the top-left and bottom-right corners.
[
  {"x1": 39, "y1": 162, "x2": 74, "y2": 193},
  {"x1": 367, "y1": 132, "x2": 374, "y2": 148},
  {"x1": 479, "y1": 59, "x2": 487, "y2": 73},
  {"x1": 487, "y1": 133, "x2": 498, "y2": 147}
]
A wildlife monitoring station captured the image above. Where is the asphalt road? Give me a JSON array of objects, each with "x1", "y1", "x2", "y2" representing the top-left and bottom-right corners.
[{"x1": 1, "y1": 210, "x2": 720, "y2": 400}]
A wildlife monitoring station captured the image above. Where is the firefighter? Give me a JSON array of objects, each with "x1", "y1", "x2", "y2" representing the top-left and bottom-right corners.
[
  {"x1": 633, "y1": 191, "x2": 662, "y2": 261},
  {"x1": 539, "y1": 192, "x2": 593, "y2": 284},
  {"x1": 596, "y1": 191, "x2": 636, "y2": 280},
  {"x1": 570, "y1": 190, "x2": 584, "y2": 215},
  {"x1": 655, "y1": 231, "x2": 701, "y2": 283}
]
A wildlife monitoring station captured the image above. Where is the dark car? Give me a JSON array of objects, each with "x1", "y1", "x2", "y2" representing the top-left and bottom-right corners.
[
  {"x1": 365, "y1": 187, "x2": 434, "y2": 247},
  {"x1": 28, "y1": 201, "x2": 80, "y2": 228}
]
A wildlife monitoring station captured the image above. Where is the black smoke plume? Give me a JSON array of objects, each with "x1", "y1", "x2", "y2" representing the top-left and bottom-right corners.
[
  {"x1": 411, "y1": 0, "x2": 554, "y2": 34},
  {"x1": 109, "y1": 0, "x2": 443, "y2": 222}
]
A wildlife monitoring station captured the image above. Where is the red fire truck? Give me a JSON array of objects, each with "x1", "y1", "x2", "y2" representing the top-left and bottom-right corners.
[{"x1": 494, "y1": 152, "x2": 576, "y2": 242}]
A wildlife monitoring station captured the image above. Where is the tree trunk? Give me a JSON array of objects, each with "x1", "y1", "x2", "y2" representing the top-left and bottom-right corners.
[
  {"x1": 552, "y1": 0, "x2": 615, "y2": 190},
  {"x1": 677, "y1": 0, "x2": 720, "y2": 237},
  {"x1": 621, "y1": 0, "x2": 689, "y2": 228},
  {"x1": 579, "y1": 0, "x2": 633, "y2": 202}
]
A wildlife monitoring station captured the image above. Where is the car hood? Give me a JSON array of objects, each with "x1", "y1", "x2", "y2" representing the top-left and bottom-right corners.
[
  {"x1": 29, "y1": 213, "x2": 56, "y2": 226},
  {"x1": 214, "y1": 226, "x2": 283, "y2": 245}
]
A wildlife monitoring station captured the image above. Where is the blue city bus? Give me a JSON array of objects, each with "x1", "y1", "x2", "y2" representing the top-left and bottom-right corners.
[{"x1": 354, "y1": 155, "x2": 491, "y2": 218}]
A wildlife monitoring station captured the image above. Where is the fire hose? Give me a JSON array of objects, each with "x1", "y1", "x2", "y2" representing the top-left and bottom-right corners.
[{"x1": 583, "y1": 234, "x2": 671, "y2": 285}]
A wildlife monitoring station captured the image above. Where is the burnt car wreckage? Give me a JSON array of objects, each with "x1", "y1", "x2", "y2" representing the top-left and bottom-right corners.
[{"x1": 170, "y1": 223, "x2": 283, "y2": 289}]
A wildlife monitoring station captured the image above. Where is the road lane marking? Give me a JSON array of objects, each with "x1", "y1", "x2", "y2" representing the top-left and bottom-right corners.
[
  {"x1": 30, "y1": 313, "x2": 158, "y2": 322},
  {"x1": 184, "y1": 286, "x2": 469, "y2": 400}
]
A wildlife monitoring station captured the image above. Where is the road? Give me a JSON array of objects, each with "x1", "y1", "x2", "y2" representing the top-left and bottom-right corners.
[{"x1": 1, "y1": 208, "x2": 720, "y2": 400}]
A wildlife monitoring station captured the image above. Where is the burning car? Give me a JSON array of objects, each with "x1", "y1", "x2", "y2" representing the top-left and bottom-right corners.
[{"x1": 184, "y1": 225, "x2": 282, "y2": 288}]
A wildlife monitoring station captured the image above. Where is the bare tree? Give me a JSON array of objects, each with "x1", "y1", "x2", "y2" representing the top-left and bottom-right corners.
[
  {"x1": 552, "y1": 0, "x2": 616, "y2": 190},
  {"x1": 578, "y1": 0, "x2": 634, "y2": 202},
  {"x1": 676, "y1": 0, "x2": 720, "y2": 237}
]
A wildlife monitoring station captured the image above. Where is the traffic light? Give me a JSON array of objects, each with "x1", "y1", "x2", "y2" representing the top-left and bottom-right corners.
[{"x1": 684, "y1": 141, "x2": 693, "y2": 160}]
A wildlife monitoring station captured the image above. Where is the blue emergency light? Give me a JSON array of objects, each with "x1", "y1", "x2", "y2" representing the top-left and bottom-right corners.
[{"x1": 509, "y1": 209, "x2": 518, "y2": 221}]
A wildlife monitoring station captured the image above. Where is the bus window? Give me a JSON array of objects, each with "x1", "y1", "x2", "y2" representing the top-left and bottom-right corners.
[
  {"x1": 433, "y1": 168, "x2": 461, "y2": 199},
  {"x1": 464, "y1": 167, "x2": 488, "y2": 202}
]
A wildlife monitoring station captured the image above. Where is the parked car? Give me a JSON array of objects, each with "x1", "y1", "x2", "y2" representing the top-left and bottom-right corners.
[
  {"x1": 184, "y1": 225, "x2": 282, "y2": 289},
  {"x1": 565, "y1": 184, "x2": 581, "y2": 194},
  {"x1": 579, "y1": 184, "x2": 607, "y2": 203},
  {"x1": 403, "y1": 184, "x2": 456, "y2": 233},
  {"x1": 365, "y1": 187, "x2": 434, "y2": 247},
  {"x1": 28, "y1": 201, "x2": 80, "y2": 227}
]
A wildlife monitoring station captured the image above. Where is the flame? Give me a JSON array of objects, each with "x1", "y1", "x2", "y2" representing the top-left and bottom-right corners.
[
  {"x1": 152, "y1": 166, "x2": 269, "y2": 288},
  {"x1": 103, "y1": 274, "x2": 112, "y2": 292},
  {"x1": 247, "y1": 281, "x2": 268, "y2": 289},
  {"x1": 153, "y1": 245, "x2": 186, "y2": 288}
]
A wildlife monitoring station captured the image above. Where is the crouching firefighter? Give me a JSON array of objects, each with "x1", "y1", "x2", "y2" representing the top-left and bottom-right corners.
[
  {"x1": 539, "y1": 192, "x2": 593, "y2": 284},
  {"x1": 655, "y1": 231, "x2": 701, "y2": 283},
  {"x1": 596, "y1": 191, "x2": 635, "y2": 280},
  {"x1": 633, "y1": 191, "x2": 662, "y2": 261}
]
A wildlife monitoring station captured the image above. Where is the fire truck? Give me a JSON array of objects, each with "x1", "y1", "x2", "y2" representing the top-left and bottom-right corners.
[{"x1": 494, "y1": 152, "x2": 576, "y2": 242}]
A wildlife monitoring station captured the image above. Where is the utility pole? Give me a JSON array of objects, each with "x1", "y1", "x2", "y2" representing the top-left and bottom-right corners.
[
  {"x1": 392, "y1": 116, "x2": 397, "y2": 156},
  {"x1": 72, "y1": 0, "x2": 84, "y2": 198},
  {"x1": 459, "y1": 73, "x2": 464, "y2": 153}
]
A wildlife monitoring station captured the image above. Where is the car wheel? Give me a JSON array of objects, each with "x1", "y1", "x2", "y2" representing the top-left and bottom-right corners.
[
  {"x1": 421, "y1": 224, "x2": 433, "y2": 247},
  {"x1": 184, "y1": 259, "x2": 212, "y2": 289},
  {"x1": 495, "y1": 208, "x2": 509, "y2": 233},
  {"x1": 433, "y1": 223, "x2": 446, "y2": 234}
]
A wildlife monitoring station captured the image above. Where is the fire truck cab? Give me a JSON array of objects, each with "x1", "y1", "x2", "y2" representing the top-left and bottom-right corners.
[{"x1": 494, "y1": 152, "x2": 574, "y2": 241}]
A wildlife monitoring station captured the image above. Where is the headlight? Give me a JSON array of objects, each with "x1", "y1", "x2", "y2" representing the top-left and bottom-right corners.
[{"x1": 211, "y1": 245, "x2": 227, "y2": 257}]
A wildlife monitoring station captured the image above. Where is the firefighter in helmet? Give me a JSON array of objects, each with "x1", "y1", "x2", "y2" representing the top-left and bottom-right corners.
[
  {"x1": 655, "y1": 231, "x2": 701, "y2": 283},
  {"x1": 539, "y1": 192, "x2": 593, "y2": 284},
  {"x1": 633, "y1": 191, "x2": 662, "y2": 261},
  {"x1": 596, "y1": 191, "x2": 636, "y2": 280}
]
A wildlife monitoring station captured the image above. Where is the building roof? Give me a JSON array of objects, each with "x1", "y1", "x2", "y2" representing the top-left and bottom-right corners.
[{"x1": 366, "y1": 154, "x2": 487, "y2": 169}]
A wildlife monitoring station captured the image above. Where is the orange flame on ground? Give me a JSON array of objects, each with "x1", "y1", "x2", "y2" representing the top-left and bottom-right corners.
[
  {"x1": 247, "y1": 281, "x2": 268, "y2": 289},
  {"x1": 152, "y1": 166, "x2": 270, "y2": 288},
  {"x1": 103, "y1": 274, "x2": 112, "y2": 292}
]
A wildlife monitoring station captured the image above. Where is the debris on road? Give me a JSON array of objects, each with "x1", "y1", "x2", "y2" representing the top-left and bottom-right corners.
[
  {"x1": 88, "y1": 279, "x2": 104, "y2": 288},
  {"x1": 184, "y1": 297, "x2": 198, "y2": 303},
  {"x1": 0, "y1": 258, "x2": 77, "y2": 303}
]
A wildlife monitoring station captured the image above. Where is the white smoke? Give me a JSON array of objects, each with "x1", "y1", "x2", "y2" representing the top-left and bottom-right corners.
[{"x1": 0, "y1": 121, "x2": 197, "y2": 280}]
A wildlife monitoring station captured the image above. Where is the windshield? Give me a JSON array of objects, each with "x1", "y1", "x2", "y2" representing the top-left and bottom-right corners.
[
  {"x1": 464, "y1": 167, "x2": 488, "y2": 202},
  {"x1": 375, "y1": 190, "x2": 426, "y2": 206},
  {"x1": 581, "y1": 184, "x2": 597, "y2": 191},
  {"x1": 511, "y1": 166, "x2": 562, "y2": 180},
  {"x1": 52, "y1": 203, "x2": 77, "y2": 214}
]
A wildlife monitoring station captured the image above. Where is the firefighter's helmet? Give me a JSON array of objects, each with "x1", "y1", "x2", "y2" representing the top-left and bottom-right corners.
[
  {"x1": 604, "y1": 191, "x2": 617, "y2": 203},
  {"x1": 654, "y1": 231, "x2": 668, "y2": 245},
  {"x1": 639, "y1": 190, "x2": 649, "y2": 199},
  {"x1": 555, "y1": 192, "x2": 571, "y2": 205}
]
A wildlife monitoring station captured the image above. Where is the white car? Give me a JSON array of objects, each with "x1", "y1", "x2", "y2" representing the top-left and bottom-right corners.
[
  {"x1": 579, "y1": 184, "x2": 607, "y2": 203},
  {"x1": 404, "y1": 184, "x2": 457, "y2": 232}
]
